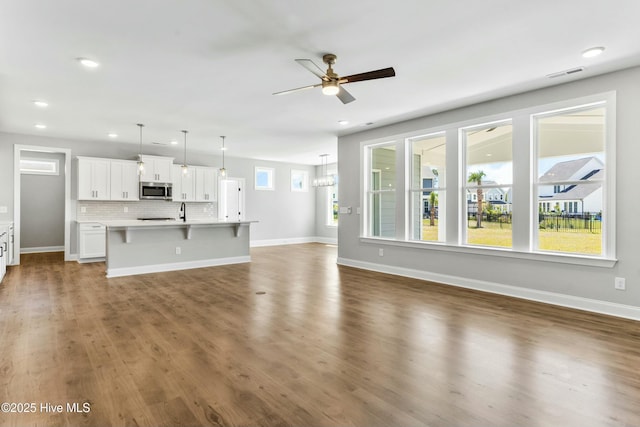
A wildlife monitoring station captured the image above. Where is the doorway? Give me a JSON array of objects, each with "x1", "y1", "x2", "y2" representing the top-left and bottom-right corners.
[{"x1": 13, "y1": 145, "x2": 71, "y2": 264}]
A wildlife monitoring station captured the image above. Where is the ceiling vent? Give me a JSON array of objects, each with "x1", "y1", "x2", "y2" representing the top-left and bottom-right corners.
[{"x1": 546, "y1": 67, "x2": 585, "y2": 79}]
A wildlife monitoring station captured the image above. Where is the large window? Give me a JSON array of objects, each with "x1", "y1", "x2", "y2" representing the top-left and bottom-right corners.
[
  {"x1": 533, "y1": 103, "x2": 606, "y2": 256},
  {"x1": 462, "y1": 121, "x2": 513, "y2": 248},
  {"x1": 366, "y1": 143, "x2": 396, "y2": 238},
  {"x1": 409, "y1": 133, "x2": 446, "y2": 242},
  {"x1": 361, "y1": 93, "x2": 614, "y2": 263}
]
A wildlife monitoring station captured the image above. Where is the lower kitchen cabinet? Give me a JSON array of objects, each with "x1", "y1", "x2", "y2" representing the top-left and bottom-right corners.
[{"x1": 78, "y1": 223, "x2": 106, "y2": 261}]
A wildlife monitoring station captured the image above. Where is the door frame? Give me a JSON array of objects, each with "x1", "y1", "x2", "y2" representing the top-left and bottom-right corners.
[{"x1": 13, "y1": 144, "x2": 72, "y2": 264}]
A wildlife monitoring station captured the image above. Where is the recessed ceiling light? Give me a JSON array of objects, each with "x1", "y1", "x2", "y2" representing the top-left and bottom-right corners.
[
  {"x1": 33, "y1": 100, "x2": 48, "y2": 108},
  {"x1": 338, "y1": 120, "x2": 349, "y2": 125},
  {"x1": 108, "y1": 133, "x2": 118, "y2": 138},
  {"x1": 170, "y1": 140, "x2": 178, "y2": 145},
  {"x1": 582, "y1": 47, "x2": 605, "y2": 58},
  {"x1": 35, "y1": 123, "x2": 47, "y2": 129},
  {"x1": 77, "y1": 57, "x2": 100, "y2": 68}
]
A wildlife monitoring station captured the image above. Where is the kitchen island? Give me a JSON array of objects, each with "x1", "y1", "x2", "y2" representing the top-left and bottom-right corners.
[{"x1": 100, "y1": 219, "x2": 255, "y2": 278}]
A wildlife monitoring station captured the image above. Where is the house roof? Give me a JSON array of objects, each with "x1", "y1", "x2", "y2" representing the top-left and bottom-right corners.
[
  {"x1": 539, "y1": 157, "x2": 604, "y2": 182},
  {"x1": 541, "y1": 170, "x2": 603, "y2": 201}
]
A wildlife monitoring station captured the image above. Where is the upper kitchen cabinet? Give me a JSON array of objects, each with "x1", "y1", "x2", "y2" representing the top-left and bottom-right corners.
[
  {"x1": 172, "y1": 164, "x2": 196, "y2": 202},
  {"x1": 194, "y1": 166, "x2": 217, "y2": 202},
  {"x1": 138, "y1": 155, "x2": 173, "y2": 183},
  {"x1": 77, "y1": 157, "x2": 110, "y2": 200},
  {"x1": 110, "y1": 160, "x2": 139, "y2": 201}
]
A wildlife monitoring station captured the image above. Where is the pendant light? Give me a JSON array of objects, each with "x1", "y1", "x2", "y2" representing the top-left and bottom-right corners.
[
  {"x1": 220, "y1": 136, "x2": 227, "y2": 177},
  {"x1": 313, "y1": 154, "x2": 335, "y2": 187},
  {"x1": 136, "y1": 123, "x2": 145, "y2": 174},
  {"x1": 181, "y1": 130, "x2": 188, "y2": 174}
]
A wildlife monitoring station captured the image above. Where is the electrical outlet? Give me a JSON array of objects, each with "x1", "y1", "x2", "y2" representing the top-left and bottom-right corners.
[
  {"x1": 175, "y1": 247, "x2": 181, "y2": 255},
  {"x1": 614, "y1": 277, "x2": 626, "y2": 291},
  {"x1": 379, "y1": 248, "x2": 384, "y2": 257},
  {"x1": 80, "y1": 206, "x2": 87, "y2": 213},
  {"x1": 123, "y1": 206, "x2": 128, "y2": 213}
]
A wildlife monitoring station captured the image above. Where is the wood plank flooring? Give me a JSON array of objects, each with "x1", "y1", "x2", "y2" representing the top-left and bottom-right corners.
[{"x1": 1, "y1": 244, "x2": 639, "y2": 426}]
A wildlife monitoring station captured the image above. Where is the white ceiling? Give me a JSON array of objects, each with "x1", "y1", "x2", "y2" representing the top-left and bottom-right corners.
[{"x1": 1, "y1": 0, "x2": 639, "y2": 165}]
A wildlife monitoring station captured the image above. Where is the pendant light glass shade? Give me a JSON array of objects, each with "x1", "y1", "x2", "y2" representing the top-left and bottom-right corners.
[{"x1": 137, "y1": 123, "x2": 145, "y2": 174}]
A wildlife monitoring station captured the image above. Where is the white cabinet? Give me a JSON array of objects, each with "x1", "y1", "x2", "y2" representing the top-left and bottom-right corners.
[
  {"x1": 78, "y1": 223, "x2": 106, "y2": 261},
  {"x1": 110, "y1": 160, "x2": 139, "y2": 201},
  {"x1": 194, "y1": 166, "x2": 217, "y2": 202},
  {"x1": 172, "y1": 165, "x2": 195, "y2": 202},
  {"x1": 7, "y1": 223, "x2": 14, "y2": 266},
  {"x1": 139, "y1": 155, "x2": 173, "y2": 183},
  {"x1": 77, "y1": 157, "x2": 110, "y2": 200}
]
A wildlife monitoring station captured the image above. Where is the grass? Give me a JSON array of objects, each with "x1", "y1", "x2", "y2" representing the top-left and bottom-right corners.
[{"x1": 421, "y1": 220, "x2": 601, "y2": 254}]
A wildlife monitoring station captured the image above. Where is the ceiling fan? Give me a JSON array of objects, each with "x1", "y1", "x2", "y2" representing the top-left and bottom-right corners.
[{"x1": 273, "y1": 53, "x2": 395, "y2": 104}]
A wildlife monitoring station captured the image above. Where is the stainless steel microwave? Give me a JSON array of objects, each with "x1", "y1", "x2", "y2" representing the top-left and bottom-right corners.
[{"x1": 139, "y1": 182, "x2": 172, "y2": 200}]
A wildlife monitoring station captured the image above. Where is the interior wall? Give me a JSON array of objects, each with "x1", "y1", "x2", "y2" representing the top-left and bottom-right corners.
[
  {"x1": 20, "y1": 152, "x2": 65, "y2": 250},
  {"x1": 337, "y1": 66, "x2": 640, "y2": 314},
  {"x1": 0, "y1": 133, "x2": 317, "y2": 255}
]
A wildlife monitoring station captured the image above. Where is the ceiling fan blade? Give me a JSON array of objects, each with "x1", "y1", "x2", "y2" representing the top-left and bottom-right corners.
[
  {"x1": 295, "y1": 59, "x2": 328, "y2": 80},
  {"x1": 273, "y1": 83, "x2": 321, "y2": 96},
  {"x1": 336, "y1": 86, "x2": 355, "y2": 104},
  {"x1": 340, "y1": 67, "x2": 396, "y2": 84}
]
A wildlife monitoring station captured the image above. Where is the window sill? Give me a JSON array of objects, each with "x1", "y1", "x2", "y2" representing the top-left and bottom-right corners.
[{"x1": 359, "y1": 237, "x2": 617, "y2": 268}]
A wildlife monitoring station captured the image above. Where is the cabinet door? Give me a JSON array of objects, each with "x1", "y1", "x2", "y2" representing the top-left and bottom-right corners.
[
  {"x1": 78, "y1": 158, "x2": 110, "y2": 200},
  {"x1": 172, "y1": 165, "x2": 195, "y2": 201},
  {"x1": 77, "y1": 159, "x2": 93, "y2": 200},
  {"x1": 195, "y1": 167, "x2": 217, "y2": 202},
  {"x1": 111, "y1": 161, "x2": 139, "y2": 200},
  {"x1": 139, "y1": 155, "x2": 173, "y2": 182},
  {"x1": 154, "y1": 158, "x2": 174, "y2": 182},
  {"x1": 79, "y1": 225, "x2": 106, "y2": 259}
]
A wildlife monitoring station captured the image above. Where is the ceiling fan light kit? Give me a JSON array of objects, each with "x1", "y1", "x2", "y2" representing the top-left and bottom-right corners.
[{"x1": 273, "y1": 53, "x2": 395, "y2": 104}]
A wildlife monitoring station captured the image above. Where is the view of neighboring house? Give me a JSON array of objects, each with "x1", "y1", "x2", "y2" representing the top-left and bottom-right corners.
[
  {"x1": 463, "y1": 156, "x2": 603, "y2": 217},
  {"x1": 538, "y1": 156, "x2": 604, "y2": 215},
  {"x1": 466, "y1": 181, "x2": 511, "y2": 214}
]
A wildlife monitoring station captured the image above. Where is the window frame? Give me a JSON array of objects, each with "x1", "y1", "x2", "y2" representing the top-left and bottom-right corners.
[
  {"x1": 530, "y1": 99, "x2": 614, "y2": 258},
  {"x1": 359, "y1": 91, "x2": 616, "y2": 267}
]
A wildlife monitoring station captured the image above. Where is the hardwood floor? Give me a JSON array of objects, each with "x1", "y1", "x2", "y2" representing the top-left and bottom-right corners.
[{"x1": 1, "y1": 244, "x2": 639, "y2": 426}]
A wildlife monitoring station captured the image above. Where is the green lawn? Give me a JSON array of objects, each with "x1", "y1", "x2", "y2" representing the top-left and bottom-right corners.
[{"x1": 421, "y1": 220, "x2": 601, "y2": 254}]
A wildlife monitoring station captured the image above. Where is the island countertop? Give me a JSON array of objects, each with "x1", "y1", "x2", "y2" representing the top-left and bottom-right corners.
[{"x1": 78, "y1": 219, "x2": 256, "y2": 227}]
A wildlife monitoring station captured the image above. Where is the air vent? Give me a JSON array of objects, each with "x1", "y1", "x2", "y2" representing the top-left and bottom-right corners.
[{"x1": 546, "y1": 67, "x2": 585, "y2": 79}]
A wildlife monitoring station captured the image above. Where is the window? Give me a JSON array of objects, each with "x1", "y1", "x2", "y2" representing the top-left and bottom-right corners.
[
  {"x1": 365, "y1": 143, "x2": 396, "y2": 238},
  {"x1": 20, "y1": 157, "x2": 59, "y2": 175},
  {"x1": 462, "y1": 121, "x2": 513, "y2": 248},
  {"x1": 408, "y1": 133, "x2": 446, "y2": 242},
  {"x1": 534, "y1": 104, "x2": 606, "y2": 256},
  {"x1": 360, "y1": 93, "x2": 614, "y2": 264},
  {"x1": 255, "y1": 167, "x2": 274, "y2": 190}
]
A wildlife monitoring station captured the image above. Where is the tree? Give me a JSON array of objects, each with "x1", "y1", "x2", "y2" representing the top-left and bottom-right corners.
[
  {"x1": 429, "y1": 191, "x2": 438, "y2": 226},
  {"x1": 468, "y1": 170, "x2": 486, "y2": 228}
]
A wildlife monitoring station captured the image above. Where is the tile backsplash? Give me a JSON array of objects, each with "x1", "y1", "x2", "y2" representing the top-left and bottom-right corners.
[{"x1": 77, "y1": 200, "x2": 217, "y2": 221}]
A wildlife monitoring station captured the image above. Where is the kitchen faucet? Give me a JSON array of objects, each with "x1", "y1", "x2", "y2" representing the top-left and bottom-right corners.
[{"x1": 179, "y1": 202, "x2": 186, "y2": 222}]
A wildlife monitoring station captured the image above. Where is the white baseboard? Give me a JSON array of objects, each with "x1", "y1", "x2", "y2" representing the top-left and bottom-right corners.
[
  {"x1": 251, "y1": 236, "x2": 336, "y2": 247},
  {"x1": 106, "y1": 256, "x2": 251, "y2": 278},
  {"x1": 21, "y1": 245, "x2": 64, "y2": 254},
  {"x1": 337, "y1": 257, "x2": 640, "y2": 321}
]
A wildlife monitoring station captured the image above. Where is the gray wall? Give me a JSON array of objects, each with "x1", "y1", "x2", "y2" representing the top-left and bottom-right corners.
[
  {"x1": 20, "y1": 152, "x2": 65, "y2": 249},
  {"x1": 337, "y1": 66, "x2": 640, "y2": 311},
  {"x1": 0, "y1": 133, "x2": 319, "y2": 255}
]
